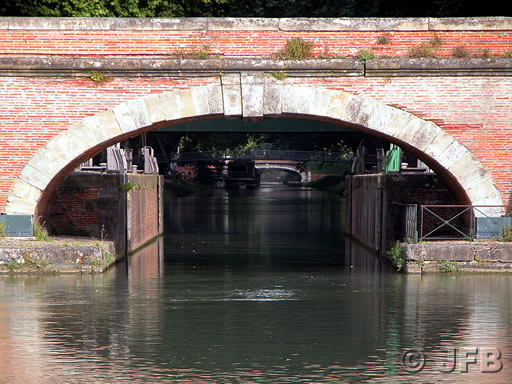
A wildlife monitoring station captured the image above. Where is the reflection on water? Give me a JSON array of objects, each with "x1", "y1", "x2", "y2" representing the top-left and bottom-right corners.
[
  {"x1": 165, "y1": 185, "x2": 346, "y2": 265},
  {"x1": 1, "y1": 185, "x2": 512, "y2": 383}
]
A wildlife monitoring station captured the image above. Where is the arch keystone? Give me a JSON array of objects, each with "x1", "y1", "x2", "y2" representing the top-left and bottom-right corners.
[{"x1": 221, "y1": 73, "x2": 242, "y2": 116}]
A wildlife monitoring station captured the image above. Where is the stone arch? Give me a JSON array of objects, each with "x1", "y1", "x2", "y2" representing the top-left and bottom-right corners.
[{"x1": 4, "y1": 83, "x2": 504, "y2": 217}]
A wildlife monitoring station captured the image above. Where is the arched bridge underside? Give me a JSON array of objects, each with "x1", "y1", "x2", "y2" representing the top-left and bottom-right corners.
[
  {"x1": 5, "y1": 83, "x2": 504, "y2": 217},
  {"x1": 254, "y1": 161, "x2": 308, "y2": 183}
]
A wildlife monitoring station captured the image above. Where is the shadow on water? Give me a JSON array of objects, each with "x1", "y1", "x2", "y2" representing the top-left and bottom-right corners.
[{"x1": 164, "y1": 184, "x2": 377, "y2": 267}]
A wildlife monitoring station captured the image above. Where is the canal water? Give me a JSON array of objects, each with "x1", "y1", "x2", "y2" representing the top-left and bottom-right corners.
[{"x1": 1, "y1": 185, "x2": 512, "y2": 383}]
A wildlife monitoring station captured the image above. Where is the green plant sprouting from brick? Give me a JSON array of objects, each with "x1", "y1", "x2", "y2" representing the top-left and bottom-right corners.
[
  {"x1": 358, "y1": 49, "x2": 375, "y2": 63},
  {"x1": 408, "y1": 33, "x2": 444, "y2": 58},
  {"x1": 452, "y1": 45, "x2": 470, "y2": 58},
  {"x1": 376, "y1": 33, "x2": 392, "y2": 45},
  {"x1": 480, "y1": 48, "x2": 492, "y2": 58},
  {"x1": 89, "y1": 71, "x2": 111, "y2": 85},
  {"x1": 270, "y1": 71, "x2": 287, "y2": 81},
  {"x1": 120, "y1": 182, "x2": 137, "y2": 192},
  {"x1": 120, "y1": 181, "x2": 155, "y2": 192},
  {"x1": 408, "y1": 42, "x2": 436, "y2": 58},
  {"x1": 387, "y1": 240, "x2": 405, "y2": 271},
  {"x1": 429, "y1": 33, "x2": 444, "y2": 48},
  {"x1": 172, "y1": 45, "x2": 213, "y2": 59},
  {"x1": 275, "y1": 38, "x2": 312, "y2": 60}
]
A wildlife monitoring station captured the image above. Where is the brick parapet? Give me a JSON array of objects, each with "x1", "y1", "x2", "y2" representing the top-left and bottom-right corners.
[{"x1": 0, "y1": 17, "x2": 511, "y2": 58}]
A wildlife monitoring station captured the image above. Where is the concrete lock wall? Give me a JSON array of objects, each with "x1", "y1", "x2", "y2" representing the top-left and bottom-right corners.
[
  {"x1": 0, "y1": 17, "x2": 511, "y2": 218},
  {"x1": 126, "y1": 174, "x2": 164, "y2": 254},
  {"x1": 46, "y1": 172, "x2": 163, "y2": 256}
]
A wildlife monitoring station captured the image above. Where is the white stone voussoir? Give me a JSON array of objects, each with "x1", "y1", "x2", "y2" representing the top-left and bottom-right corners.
[
  {"x1": 221, "y1": 74, "x2": 242, "y2": 116},
  {"x1": 4, "y1": 179, "x2": 42, "y2": 215}
]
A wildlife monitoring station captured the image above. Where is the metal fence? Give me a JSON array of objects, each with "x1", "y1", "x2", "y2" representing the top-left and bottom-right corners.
[
  {"x1": 167, "y1": 150, "x2": 352, "y2": 163},
  {"x1": 392, "y1": 203, "x2": 510, "y2": 242}
]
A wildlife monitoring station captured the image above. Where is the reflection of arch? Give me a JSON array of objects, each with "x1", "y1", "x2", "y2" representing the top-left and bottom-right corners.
[
  {"x1": 255, "y1": 164, "x2": 307, "y2": 183},
  {"x1": 5, "y1": 83, "x2": 504, "y2": 217}
]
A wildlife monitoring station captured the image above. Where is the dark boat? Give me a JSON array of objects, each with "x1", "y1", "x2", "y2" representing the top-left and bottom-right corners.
[{"x1": 225, "y1": 160, "x2": 260, "y2": 189}]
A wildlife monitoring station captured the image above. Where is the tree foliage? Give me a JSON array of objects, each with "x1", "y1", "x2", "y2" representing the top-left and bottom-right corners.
[
  {"x1": 0, "y1": 0, "x2": 227, "y2": 17},
  {"x1": 0, "y1": 0, "x2": 508, "y2": 17},
  {"x1": 176, "y1": 132, "x2": 355, "y2": 156}
]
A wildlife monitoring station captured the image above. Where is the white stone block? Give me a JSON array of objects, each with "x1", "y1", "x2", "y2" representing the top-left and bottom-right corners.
[
  {"x1": 191, "y1": 86, "x2": 210, "y2": 116},
  {"x1": 423, "y1": 131, "x2": 456, "y2": 161},
  {"x1": 160, "y1": 92, "x2": 182, "y2": 121},
  {"x1": 113, "y1": 102, "x2": 138, "y2": 133},
  {"x1": 242, "y1": 83, "x2": 264, "y2": 117},
  {"x1": 5, "y1": 179, "x2": 42, "y2": 215},
  {"x1": 324, "y1": 90, "x2": 352, "y2": 121},
  {"x1": 448, "y1": 151, "x2": 491, "y2": 190},
  {"x1": 382, "y1": 108, "x2": 414, "y2": 140},
  {"x1": 207, "y1": 85, "x2": 224, "y2": 115},
  {"x1": 263, "y1": 82, "x2": 283, "y2": 116},
  {"x1": 175, "y1": 89, "x2": 196, "y2": 118},
  {"x1": 221, "y1": 74, "x2": 242, "y2": 116},
  {"x1": 344, "y1": 95, "x2": 391, "y2": 134},
  {"x1": 282, "y1": 85, "x2": 314, "y2": 115},
  {"x1": 144, "y1": 93, "x2": 167, "y2": 124},
  {"x1": 125, "y1": 98, "x2": 151, "y2": 129},
  {"x1": 17, "y1": 163, "x2": 52, "y2": 191},
  {"x1": 433, "y1": 139, "x2": 468, "y2": 170}
]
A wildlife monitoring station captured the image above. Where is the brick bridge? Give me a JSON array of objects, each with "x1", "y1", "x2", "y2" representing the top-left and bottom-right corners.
[{"x1": 1, "y1": 17, "x2": 512, "y2": 220}]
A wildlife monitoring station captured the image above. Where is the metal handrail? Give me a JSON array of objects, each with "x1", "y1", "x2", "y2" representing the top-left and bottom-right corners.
[
  {"x1": 165, "y1": 150, "x2": 352, "y2": 163},
  {"x1": 392, "y1": 204, "x2": 509, "y2": 243},
  {"x1": 419, "y1": 205, "x2": 509, "y2": 241}
]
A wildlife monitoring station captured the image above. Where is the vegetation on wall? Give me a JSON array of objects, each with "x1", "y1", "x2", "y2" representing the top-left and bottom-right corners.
[
  {"x1": 386, "y1": 240, "x2": 405, "y2": 271},
  {"x1": 275, "y1": 38, "x2": 312, "y2": 60}
]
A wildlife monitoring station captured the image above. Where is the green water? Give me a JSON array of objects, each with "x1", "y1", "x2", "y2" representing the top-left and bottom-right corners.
[{"x1": 1, "y1": 185, "x2": 511, "y2": 383}]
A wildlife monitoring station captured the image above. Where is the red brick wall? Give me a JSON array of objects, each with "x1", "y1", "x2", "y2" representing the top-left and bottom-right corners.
[
  {"x1": 1, "y1": 30, "x2": 511, "y2": 58},
  {"x1": 1, "y1": 19, "x2": 512, "y2": 212},
  {"x1": 47, "y1": 186, "x2": 99, "y2": 235}
]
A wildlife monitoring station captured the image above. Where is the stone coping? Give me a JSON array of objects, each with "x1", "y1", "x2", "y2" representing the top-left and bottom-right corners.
[
  {"x1": 366, "y1": 57, "x2": 512, "y2": 77},
  {"x1": 0, "y1": 17, "x2": 511, "y2": 31},
  {"x1": 1, "y1": 56, "x2": 512, "y2": 77},
  {"x1": 0, "y1": 237, "x2": 117, "y2": 274},
  {"x1": 401, "y1": 241, "x2": 512, "y2": 273}
]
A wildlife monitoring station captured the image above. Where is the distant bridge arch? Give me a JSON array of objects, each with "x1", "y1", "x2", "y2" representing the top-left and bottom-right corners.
[{"x1": 254, "y1": 161, "x2": 309, "y2": 183}]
